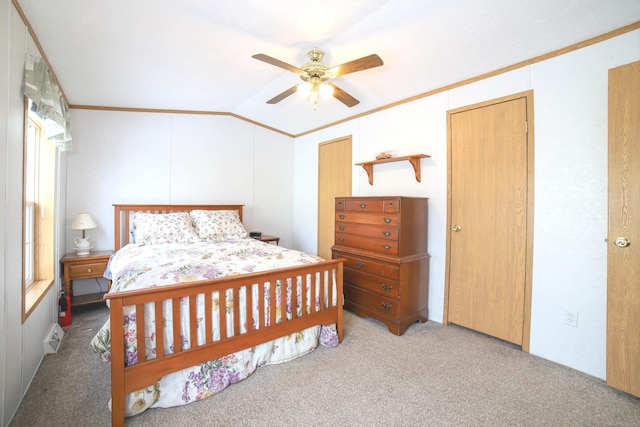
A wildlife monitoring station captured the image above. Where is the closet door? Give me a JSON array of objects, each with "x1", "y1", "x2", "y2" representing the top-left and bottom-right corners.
[
  {"x1": 317, "y1": 136, "x2": 352, "y2": 260},
  {"x1": 446, "y1": 93, "x2": 532, "y2": 347},
  {"x1": 607, "y1": 61, "x2": 640, "y2": 398}
]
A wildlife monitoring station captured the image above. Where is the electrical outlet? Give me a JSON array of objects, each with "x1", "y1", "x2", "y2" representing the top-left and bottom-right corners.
[{"x1": 564, "y1": 310, "x2": 578, "y2": 327}]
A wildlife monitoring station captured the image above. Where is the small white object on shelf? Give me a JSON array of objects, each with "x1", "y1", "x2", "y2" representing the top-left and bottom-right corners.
[{"x1": 73, "y1": 242, "x2": 94, "y2": 256}]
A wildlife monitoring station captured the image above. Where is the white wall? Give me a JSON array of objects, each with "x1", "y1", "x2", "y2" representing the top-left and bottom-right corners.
[
  {"x1": 0, "y1": 0, "x2": 9, "y2": 422},
  {"x1": 293, "y1": 30, "x2": 640, "y2": 380},
  {"x1": 65, "y1": 110, "x2": 295, "y2": 295},
  {"x1": 1, "y1": 2, "x2": 62, "y2": 425}
]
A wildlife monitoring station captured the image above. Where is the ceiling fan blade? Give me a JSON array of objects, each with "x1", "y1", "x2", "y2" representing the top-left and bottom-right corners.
[
  {"x1": 252, "y1": 54, "x2": 303, "y2": 74},
  {"x1": 266, "y1": 85, "x2": 299, "y2": 104},
  {"x1": 328, "y1": 54, "x2": 383, "y2": 77},
  {"x1": 327, "y1": 83, "x2": 359, "y2": 107}
]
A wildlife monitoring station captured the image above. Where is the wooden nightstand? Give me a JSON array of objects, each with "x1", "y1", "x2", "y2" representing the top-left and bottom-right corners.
[
  {"x1": 60, "y1": 250, "x2": 112, "y2": 306},
  {"x1": 255, "y1": 235, "x2": 280, "y2": 245}
]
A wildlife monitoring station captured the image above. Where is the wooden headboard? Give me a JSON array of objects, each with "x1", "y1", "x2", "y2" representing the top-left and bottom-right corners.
[{"x1": 113, "y1": 203, "x2": 244, "y2": 250}]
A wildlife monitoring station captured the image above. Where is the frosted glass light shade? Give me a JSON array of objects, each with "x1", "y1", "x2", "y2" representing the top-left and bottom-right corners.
[
  {"x1": 319, "y1": 83, "x2": 334, "y2": 98},
  {"x1": 70, "y1": 213, "x2": 97, "y2": 231}
]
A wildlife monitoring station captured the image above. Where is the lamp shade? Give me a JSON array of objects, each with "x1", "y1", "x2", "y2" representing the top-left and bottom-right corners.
[{"x1": 70, "y1": 212, "x2": 97, "y2": 230}]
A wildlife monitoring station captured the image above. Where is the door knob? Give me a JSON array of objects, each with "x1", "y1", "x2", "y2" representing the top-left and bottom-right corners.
[
  {"x1": 614, "y1": 237, "x2": 631, "y2": 248},
  {"x1": 451, "y1": 225, "x2": 462, "y2": 232}
]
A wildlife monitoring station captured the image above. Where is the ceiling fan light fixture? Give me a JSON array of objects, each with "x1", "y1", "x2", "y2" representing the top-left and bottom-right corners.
[
  {"x1": 309, "y1": 90, "x2": 319, "y2": 109},
  {"x1": 297, "y1": 81, "x2": 312, "y2": 97},
  {"x1": 319, "y1": 82, "x2": 334, "y2": 98},
  {"x1": 253, "y1": 48, "x2": 383, "y2": 109}
]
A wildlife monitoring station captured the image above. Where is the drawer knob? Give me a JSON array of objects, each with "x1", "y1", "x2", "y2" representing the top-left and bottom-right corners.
[
  {"x1": 356, "y1": 262, "x2": 365, "y2": 268},
  {"x1": 383, "y1": 217, "x2": 392, "y2": 223},
  {"x1": 383, "y1": 231, "x2": 391, "y2": 237},
  {"x1": 382, "y1": 244, "x2": 391, "y2": 250},
  {"x1": 339, "y1": 215, "x2": 345, "y2": 219},
  {"x1": 359, "y1": 203, "x2": 367, "y2": 209},
  {"x1": 87, "y1": 268, "x2": 93, "y2": 273},
  {"x1": 381, "y1": 302, "x2": 392, "y2": 310},
  {"x1": 339, "y1": 226, "x2": 345, "y2": 231},
  {"x1": 338, "y1": 237, "x2": 345, "y2": 242},
  {"x1": 381, "y1": 284, "x2": 393, "y2": 292}
]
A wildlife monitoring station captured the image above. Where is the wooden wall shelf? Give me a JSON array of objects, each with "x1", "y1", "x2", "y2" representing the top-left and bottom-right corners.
[{"x1": 356, "y1": 154, "x2": 430, "y2": 185}]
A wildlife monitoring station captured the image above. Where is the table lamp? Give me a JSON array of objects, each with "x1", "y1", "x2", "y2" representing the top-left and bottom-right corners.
[{"x1": 70, "y1": 212, "x2": 97, "y2": 255}]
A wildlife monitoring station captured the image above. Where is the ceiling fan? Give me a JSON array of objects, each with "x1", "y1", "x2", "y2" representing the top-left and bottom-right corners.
[{"x1": 252, "y1": 48, "x2": 383, "y2": 108}]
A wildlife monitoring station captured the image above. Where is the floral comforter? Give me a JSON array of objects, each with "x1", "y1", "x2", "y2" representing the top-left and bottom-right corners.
[{"x1": 90, "y1": 238, "x2": 339, "y2": 417}]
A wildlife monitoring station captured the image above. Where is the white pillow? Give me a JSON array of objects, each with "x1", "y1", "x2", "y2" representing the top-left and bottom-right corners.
[
  {"x1": 190, "y1": 210, "x2": 248, "y2": 241},
  {"x1": 132, "y1": 211, "x2": 200, "y2": 245}
]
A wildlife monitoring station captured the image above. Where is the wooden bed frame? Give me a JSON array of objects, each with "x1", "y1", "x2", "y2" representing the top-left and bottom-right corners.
[{"x1": 105, "y1": 204, "x2": 344, "y2": 426}]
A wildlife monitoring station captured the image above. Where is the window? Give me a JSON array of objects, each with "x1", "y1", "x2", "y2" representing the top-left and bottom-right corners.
[{"x1": 23, "y1": 98, "x2": 56, "y2": 321}]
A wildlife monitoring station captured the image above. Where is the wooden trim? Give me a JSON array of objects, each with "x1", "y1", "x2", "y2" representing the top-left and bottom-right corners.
[
  {"x1": 522, "y1": 90, "x2": 535, "y2": 354},
  {"x1": 11, "y1": 0, "x2": 69, "y2": 103},
  {"x1": 443, "y1": 110, "x2": 453, "y2": 325},
  {"x1": 22, "y1": 97, "x2": 57, "y2": 322},
  {"x1": 295, "y1": 21, "x2": 640, "y2": 137},
  {"x1": 23, "y1": 278, "x2": 54, "y2": 322},
  {"x1": 70, "y1": 22, "x2": 637, "y2": 139},
  {"x1": 68, "y1": 105, "x2": 295, "y2": 138},
  {"x1": 13, "y1": 0, "x2": 638, "y2": 139}
]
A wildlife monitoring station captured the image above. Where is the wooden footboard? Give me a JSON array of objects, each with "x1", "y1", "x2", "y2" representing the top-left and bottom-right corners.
[{"x1": 106, "y1": 258, "x2": 344, "y2": 427}]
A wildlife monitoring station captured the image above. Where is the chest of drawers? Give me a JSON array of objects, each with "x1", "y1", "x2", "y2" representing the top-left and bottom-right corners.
[{"x1": 332, "y1": 196, "x2": 429, "y2": 335}]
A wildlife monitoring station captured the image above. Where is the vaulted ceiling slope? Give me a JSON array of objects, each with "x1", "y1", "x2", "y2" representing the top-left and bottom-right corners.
[{"x1": 16, "y1": 0, "x2": 640, "y2": 136}]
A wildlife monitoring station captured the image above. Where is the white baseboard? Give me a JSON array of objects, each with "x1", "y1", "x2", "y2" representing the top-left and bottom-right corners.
[{"x1": 43, "y1": 323, "x2": 65, "y2": 354}]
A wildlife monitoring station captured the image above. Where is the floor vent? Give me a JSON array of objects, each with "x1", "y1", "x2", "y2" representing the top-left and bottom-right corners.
[{"x1": 43, "y1": 323, "x2": 65, "y2": 354}]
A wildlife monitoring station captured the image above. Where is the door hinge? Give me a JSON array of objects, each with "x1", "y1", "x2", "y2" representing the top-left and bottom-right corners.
[{"x1": 525, "y1": 121, "x2": 528, "y2": 134}]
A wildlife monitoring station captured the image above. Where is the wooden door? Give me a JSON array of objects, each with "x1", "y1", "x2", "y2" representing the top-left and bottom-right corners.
[
  {"x1": 607, "y1": 61, "x2": 640, "y2": 398},
  {"x1": 318, "y1": 136, "x2": 352, "y2": 260},
  {"x1": 446, "y1": 93, "x2": 532, "y2": 347}
]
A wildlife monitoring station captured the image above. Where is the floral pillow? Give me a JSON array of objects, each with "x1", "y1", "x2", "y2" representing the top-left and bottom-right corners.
[
  {"x1": 190, "y1": 209, "x2": 248, "y2": 241},
  {"x1": 132, "y1": 211, "x2": 200, "y2": 245}
]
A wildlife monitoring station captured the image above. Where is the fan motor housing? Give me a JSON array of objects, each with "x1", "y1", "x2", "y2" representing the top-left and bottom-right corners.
[{"x1": 300, "y1": 49, "x2": 331, "y2": 82}]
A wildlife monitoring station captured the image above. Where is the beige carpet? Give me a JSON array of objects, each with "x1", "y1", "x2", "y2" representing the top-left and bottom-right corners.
[{"x1": 10, "y1": 305, "x2": 640, "y2": 426}]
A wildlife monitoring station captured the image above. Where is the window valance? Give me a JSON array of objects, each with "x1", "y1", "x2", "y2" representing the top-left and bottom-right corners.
[{"x1": 23, "y1": 54, "x2": 73, "y2": 151}]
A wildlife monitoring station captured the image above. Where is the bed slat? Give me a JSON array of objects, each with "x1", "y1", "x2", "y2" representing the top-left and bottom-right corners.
[
  {"x1": 189, "y1": 295, "x2": 197, "y2": 347},
  {"x1": 172, "y1": 299, "x2": 181, "y2": 353},
  {"x1": 136, "y1": 303, "x2": 145, "y2": 363},
  {"x1": 154, "y1": 302, "x2": 164, "y2": 358},
  {"x1": 246, "y1": 284, "x2": 254, "y2": 331},
  {"x1": 204, "y1": 292, "x2": 212, "y2": 345}
]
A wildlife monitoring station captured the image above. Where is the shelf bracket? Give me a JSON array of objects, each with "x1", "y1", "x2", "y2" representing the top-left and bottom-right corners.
[
  {"x1": 360, "y1": 163, "x2": 375, "y2": 185},
  {"x1": 408, "y1": 155, "x2": 423, "y2": 182},
  {"x1": 356, "y1": 154, "x2": 430, "y2": 185}
]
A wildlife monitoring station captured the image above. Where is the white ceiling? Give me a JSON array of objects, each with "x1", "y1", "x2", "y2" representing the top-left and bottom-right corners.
[{"x1": 16, "y1": 0, "x2": 640, "y2": 136}]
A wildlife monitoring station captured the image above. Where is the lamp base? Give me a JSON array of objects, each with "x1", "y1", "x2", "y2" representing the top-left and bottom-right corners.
[{"x1": 73, "y1": 246, "x2": 94, "y2": 256}]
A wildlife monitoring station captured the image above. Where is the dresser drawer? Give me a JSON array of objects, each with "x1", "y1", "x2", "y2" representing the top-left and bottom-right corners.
[
  {"x1": 344, "y1": 269, "x2": 398, "y2": 298},
  {"x1": 335, "y1": 212, "x2": 398, "y2": 227},
  {"x1": 335, "y1": 233, "x2": 399, "y2": 255},
  {"x1": 344, "y1": 284, "x2": 398, "y2": 317},
  {"x1": 340, "y1": 254, "x2": 384, "y2": 276},
  {"x1": 334, "y1": 251, "x2": 399, "y2": 278},
  {"x1": 337, "y1": 198, "x2": 402, "y2": 213},
  {"x1": 68, "y1": 261, "x2": 107, "y2": 279},
  {"x1": 335, "y1": 222, "x2": 398, "y2": 240},
  {"x1": 344, "y1": 199, "x2": 385, "y2": 212},
  {"x1": 383, "y1": 199, "x2": 401, "y2": 213}
]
